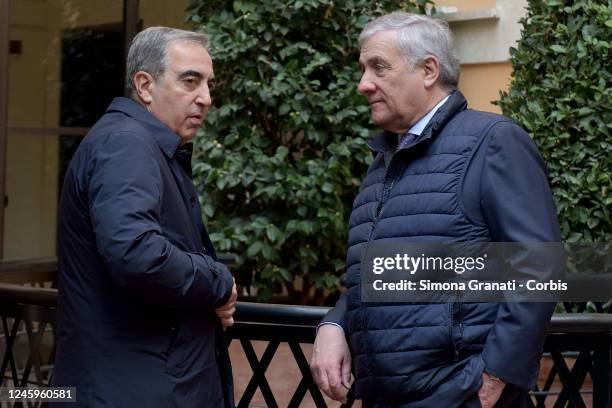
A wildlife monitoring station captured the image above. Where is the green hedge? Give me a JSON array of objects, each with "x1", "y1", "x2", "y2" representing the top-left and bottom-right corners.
[
  {"x1": 497, "y1": 0, "x2": 611, "y2": 243},
  {"x1": 187, "y1": 0, "x2": 433, "y2": 302}
]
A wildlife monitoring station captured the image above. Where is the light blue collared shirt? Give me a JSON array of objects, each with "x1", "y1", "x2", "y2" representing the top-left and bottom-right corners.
[
  {"x1": 397, "y1": 94, "x2": 451, "y2": 150},
  {"x1": 409, "y1": 94, "x2": 450, "y2": 136}
]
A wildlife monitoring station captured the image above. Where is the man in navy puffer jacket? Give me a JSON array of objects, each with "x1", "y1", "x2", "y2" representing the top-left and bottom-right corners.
[{"x1": 310, "y1": 12, "x2": 560, "y2": 408}]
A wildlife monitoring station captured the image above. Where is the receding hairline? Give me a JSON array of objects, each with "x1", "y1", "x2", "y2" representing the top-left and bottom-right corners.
[
  {"x1": 166, "y1": 36, "x2": 209, "y2": 50},
  {"x1": 358, "y1": 30, "x2": 409, "y2": 67},
  {"x1": 161, "y1": 39, "x2": 214, "y2": 78},
  {"x1": 163, "y1": 37, "x2": 212, "y2": 59}
]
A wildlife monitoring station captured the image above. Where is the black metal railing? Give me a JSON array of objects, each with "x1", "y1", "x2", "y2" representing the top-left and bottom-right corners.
[
  {"x1": 1, "y1": 260, "x2": 611, "y2": 407},
  {"x1": 226, "y1": 302, "x2": 341, "y2": 407}
]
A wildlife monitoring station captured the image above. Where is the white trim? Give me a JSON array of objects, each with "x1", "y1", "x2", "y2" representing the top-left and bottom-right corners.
[{"x1": 439, "y1": 7, "x2": 500, "y2": 23}]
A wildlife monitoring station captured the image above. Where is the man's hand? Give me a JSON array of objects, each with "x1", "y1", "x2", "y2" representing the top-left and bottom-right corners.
[
  {"x1": 215, "y1": 279, "x2": 237, "y2": 328},
  {"x1": 310, "y1": 324, "x2": 352, "y2": 403},
  {"x1": 478, "y1": 372, "x2": 506, "y2": 408}
]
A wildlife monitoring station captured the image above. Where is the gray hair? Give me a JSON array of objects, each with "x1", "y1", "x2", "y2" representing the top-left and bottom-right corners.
[
  {"x1": 126, "y1": 27, "x2": 209, "y2": 97},
  {"x1": 359, "y1": 12, "x2": 460, "y2": 90}
]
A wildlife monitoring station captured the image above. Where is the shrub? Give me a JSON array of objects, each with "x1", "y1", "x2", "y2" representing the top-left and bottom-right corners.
[
  {"x1": 497, "y1": 0, "x2": 611, "y2": 243},
  {"x1": 187, "y1": 0, "x2": 433, "y2": 302}
]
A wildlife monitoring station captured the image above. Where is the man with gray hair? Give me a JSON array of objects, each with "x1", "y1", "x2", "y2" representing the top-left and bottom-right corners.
[
  {"x1": 310, "y1": 11, "x2": 559, "y2": 407},
  {"x1": 52, "y1": 27, "x2": 236, "y2": 407}
]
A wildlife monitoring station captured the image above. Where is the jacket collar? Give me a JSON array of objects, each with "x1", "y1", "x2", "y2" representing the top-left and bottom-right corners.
[
  {"x1": 105, "y1": 97, "x2": 182, "y2": 159},
  {"x1": 367, "y1": 90, "x2": 468, "y2": 154}
]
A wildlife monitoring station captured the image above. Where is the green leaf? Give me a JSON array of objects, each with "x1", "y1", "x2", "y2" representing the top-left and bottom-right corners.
[
  {"x1": 549, "y1": 45, "x2": 567, "y2": 53},
  {"x1": 278, "y1": 268, "x2": 292, "y2": 282},
  {"x1": 265, "y1": 225, "x2": 278, "y2": 242},
  {"x1": 261, "y1": 244, "x2": 276, "y2": 260},
  {"x1": 321, "y1": 182, "x2": 334, "y2": 193},
  {"x1": 247, "y1": 241, "x2": 263, "y2": 257},
  {"x1": 279, "y1": 103, "x2": 291, "y2": 115}
]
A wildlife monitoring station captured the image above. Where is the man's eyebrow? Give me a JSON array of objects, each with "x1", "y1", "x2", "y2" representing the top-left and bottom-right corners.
[
  {"x1": 178, "y1": 70, "x2": 204, "y2": 79},
  {"x1": 359, "y1": 55, "x2": 389, "y2": 67},
  {"x1": 370, "y1": 56, "x2": 389, "y2": 65}
]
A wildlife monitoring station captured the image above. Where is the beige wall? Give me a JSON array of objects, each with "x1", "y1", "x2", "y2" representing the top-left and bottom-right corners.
[
  {"x1": 4, "y1": 0, "x2": 195, "y2": 260},
  {"x1": 458, "y1": 62, "x2": 512, "y2": 113},
  {"x1": 5, "y1": 0, "x2": 123, "y2": 260},
  {"x1": 139, "y1": 0, "x2": 191, "y2": 29},
  {"x1": 433, "y1": 0, "x2": 527, "y2": 113},
  {"x1": 6, "y1": 4, "x2": 59, "y2": 259}
]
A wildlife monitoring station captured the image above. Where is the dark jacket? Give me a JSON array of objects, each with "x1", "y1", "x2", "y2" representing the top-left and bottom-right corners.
[
  {"x1": 53, "y1": 97, "x2": 234, "y2": 407},
  {"x1": 324, "y1": 91, "x2": 560, "y2": 405}
]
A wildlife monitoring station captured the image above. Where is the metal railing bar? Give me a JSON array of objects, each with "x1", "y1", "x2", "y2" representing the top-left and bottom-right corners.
[
  {"x1": 541, "y1": 365, "x2": 557, "y2": 393},
  {"x1": 1, "y1": 281, "x2": 611, "y2": 332},
  {"x1": 232, "y1": 302, "x2": 330, "y2": 326},
  {"x1": 238, "y1": 339, "x2": 279, "y2": 408},
  {"x1": 287, "y1": 379, "x2": 309, "y2": 408},
  {"x1": 0, "y1": 316, "x2": 20, "y2": 387},
  {"x1": 550, "y1": 350, "x2": 587, "y2": 408},
  {"x1": 23, "y1": 319, "x2": 48, "y2": 387},
  {"x1": 0, "y1": 326, "x2": 54, "y2": 340},
  {"x1": 288, "y1": 341, "x2": 328, "y2": 406},
  {"x1": 0, "y1": 284, "x2": 56, "y2": 308},
  {"x1": 228, "y1": 323, "x2": 316, "y2": 344},
  {"x1": 530, "y1": 390, "x2": 594, "y2": 396}
]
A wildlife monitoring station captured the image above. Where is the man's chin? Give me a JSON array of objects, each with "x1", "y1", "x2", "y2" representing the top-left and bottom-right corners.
[
  {"x1": 178, "y1": 131, "x2": 198, "y2": 144},
  {"x1": 370, "y1": 114, "x2": 387, "y2": 127}
]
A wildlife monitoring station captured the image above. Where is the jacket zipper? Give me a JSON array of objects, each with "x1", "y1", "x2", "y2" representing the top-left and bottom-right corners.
[
  {"x1": 367, "y1": 156, "x2": 404, "y2": 241},
  {"x1": 449, "y1": 302, "x2": 459, "y2": 361},
  {"x1": 360, "y1": 153, "x2": 405, "y2": 380}
]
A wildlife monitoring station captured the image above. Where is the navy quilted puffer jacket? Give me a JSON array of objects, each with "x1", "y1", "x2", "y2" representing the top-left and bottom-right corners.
[{"x1": 323, "y1": 91, "x2": 560, "y2": 404}]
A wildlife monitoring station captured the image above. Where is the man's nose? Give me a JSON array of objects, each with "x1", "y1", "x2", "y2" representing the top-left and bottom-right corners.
[
  {"x1": 196, "y1": 84, "x2": 212, "y2": 107},
  {"x1": 358, "y1": 73, "x2": 376, "y2": 94}
]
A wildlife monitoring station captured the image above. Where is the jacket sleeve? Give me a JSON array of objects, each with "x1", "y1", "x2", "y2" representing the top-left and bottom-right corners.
[
  {"x1": 478, "y1": 121, "x2": 561, "y2": 390},
  {"x1": 320, "y1": 291, "x2": 349, "y2": 333},
  {"x1": 88, "y1": 131, "x2": 233, "y2": 311}
]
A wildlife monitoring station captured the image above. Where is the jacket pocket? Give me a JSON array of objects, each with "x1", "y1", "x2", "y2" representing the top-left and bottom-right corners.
[{"x1": 164, "y1": 321, "x2": 190, "y2": 377}]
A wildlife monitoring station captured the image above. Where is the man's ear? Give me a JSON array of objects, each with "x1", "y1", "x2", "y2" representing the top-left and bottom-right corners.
[
  {"x1": 133, "y1": 71, "x2": 155, "y2": 104},
  {"x1": 422, "y1": 56, "x2": 441, "y2": 88}
]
